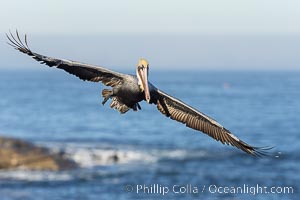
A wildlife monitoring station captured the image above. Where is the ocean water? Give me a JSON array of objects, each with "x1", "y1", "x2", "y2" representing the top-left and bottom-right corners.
[{"x1": 0, "y1": 69, "x2": 299, "y2": 200}]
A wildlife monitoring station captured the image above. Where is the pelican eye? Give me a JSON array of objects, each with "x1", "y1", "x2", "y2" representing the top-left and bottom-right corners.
[{"x1": 138, "y1": 66, "x2": 144, "y2": 70}]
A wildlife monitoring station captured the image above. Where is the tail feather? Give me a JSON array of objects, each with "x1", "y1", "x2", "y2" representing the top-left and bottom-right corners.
[
  {"x1": 102, "y1": 89, "x2": 112, "y2": 97},
  {"x1": 110, "y1": 97, "x2": 130, "y2": 114},
  {"x1": 102, "y1": 89, "x2": 113, "y2": 105}
]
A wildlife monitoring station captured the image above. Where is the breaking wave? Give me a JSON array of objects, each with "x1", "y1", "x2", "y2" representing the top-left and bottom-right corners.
[
  {"x1": 0, "y1": 141, "x2": 211, "y2": 181},
  {"x1": 60, "y1": 142, "x2": 211, "y2": 168}
]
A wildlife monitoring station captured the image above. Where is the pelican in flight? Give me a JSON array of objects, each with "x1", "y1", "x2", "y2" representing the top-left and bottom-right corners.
[{"x1": 7, "y1": 31, "x2": 270, "y2": 156}]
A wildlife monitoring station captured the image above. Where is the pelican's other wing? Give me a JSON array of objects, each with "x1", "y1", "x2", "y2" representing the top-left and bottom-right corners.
[
  {"x1": 151, "y1": 89, "x2": 270, "y2": 156},
  {"x1": 7, "y1": 31, "x2": 125, "y2": 87}
]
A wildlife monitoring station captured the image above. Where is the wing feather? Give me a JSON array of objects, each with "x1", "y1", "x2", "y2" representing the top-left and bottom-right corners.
[
  {"x1": 7, "y1": 31, "x2": 125, "y2": 87},
  {"x1": 151, "y1": 89, "x2": 271, "y2": 156}
]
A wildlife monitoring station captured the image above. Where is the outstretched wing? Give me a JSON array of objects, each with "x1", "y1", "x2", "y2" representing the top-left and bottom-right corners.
[
  {"x1": 6, "y1": 31, "x2": 125, "y2": 87},
  {"x1": 151, "y1": 89, "x2": 270, "y2": 156}
]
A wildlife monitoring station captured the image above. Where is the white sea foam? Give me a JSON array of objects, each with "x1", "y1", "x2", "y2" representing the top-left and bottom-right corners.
[
  {"x1": 65, "y1": 147, "x2": 158, "y2": 167},
  {"x1": 153, "y1": 149, "x2": 209, "y2": 160},
  {"x1": 61, "y1": 143, "x2": 210, "y2": 168},
  {"x1": 0, "y1": 170, "x2": 72, "y2": 181}
]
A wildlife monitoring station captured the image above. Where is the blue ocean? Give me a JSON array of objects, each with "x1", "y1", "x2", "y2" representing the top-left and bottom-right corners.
[{"x1": 0, "y1": 69, "x2": 299, "y2": 200}]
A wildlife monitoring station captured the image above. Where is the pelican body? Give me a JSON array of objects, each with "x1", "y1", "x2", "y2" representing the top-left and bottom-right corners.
[
  {"x1": 101, "y1": 59, "x2": 152, "y2": 113},
  {"x1": 6, "y1": 31, "x2": 271, "y2": 156}
]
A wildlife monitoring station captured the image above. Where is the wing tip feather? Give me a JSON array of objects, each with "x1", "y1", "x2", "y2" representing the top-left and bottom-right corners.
[
  {"x1": 245, "y1": 145, "x2": 275, "y2": 157},
  {"x1": 6, "y1": 29, "x2": 32, "y2": 55}
]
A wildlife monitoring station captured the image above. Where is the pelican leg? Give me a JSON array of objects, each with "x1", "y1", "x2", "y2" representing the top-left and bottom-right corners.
[
  {"x1": 137, "y1": 103, "x2": 141, "y2": 110},
  {"x1": 132, "y1": 103, "x2": 142, "y2": 111},
  {"x1": 132, "y1": 104, "x2": 137, "y2": 111},
  {"x1": 102, "y1": 89, "x2": 113, "y2": 105}
]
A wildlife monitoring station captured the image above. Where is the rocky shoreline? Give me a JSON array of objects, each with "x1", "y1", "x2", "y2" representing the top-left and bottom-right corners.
[{"x1": 0, "y1": 136, "x2": 77, "y2": 171}]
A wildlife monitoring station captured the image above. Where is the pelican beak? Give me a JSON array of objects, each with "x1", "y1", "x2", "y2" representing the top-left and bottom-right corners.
[{"x1": 138, "y1": 67, "x2": 151, "y2": 103}]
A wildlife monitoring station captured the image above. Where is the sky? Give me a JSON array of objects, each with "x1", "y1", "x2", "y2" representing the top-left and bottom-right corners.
[{"x1": 1, "y1": 0, "x2": 300, "y2": 70}]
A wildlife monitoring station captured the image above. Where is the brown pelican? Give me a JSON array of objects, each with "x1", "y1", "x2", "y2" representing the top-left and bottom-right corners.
[{"x1": 6, "y1": 31, "x2": 270, "y2": 156}]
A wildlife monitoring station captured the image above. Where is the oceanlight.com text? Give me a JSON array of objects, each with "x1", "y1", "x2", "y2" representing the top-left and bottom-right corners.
[{"x1": 208, "y1": 184, "x2": 294, "y2": 195}]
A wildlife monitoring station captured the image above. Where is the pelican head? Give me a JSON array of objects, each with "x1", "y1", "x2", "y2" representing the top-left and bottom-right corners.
[{"x1": 136, "y1": 58, "x2": 150, "y2": 103}]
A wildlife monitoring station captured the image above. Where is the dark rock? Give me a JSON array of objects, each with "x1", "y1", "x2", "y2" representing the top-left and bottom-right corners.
[{"x1": 0, "y1": 136, "x2": 77, "y2": 171}]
